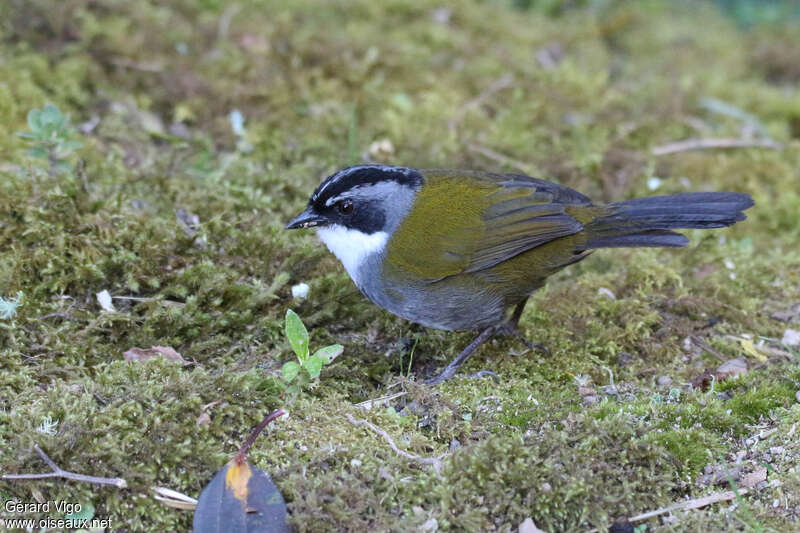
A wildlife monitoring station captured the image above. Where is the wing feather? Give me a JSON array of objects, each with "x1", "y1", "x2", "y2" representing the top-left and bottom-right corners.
[{"x1": 385, "y1": 171, "x2": 587, "y2": 281}]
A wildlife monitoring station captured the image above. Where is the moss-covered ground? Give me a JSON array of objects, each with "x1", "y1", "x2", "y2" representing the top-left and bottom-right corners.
[{"x1": 1, "y1": 1, "x2": 799, "y2": 531}]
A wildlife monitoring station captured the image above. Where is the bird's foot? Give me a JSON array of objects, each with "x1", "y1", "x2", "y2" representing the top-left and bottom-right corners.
[
  {"x1": 464, "y1": 370, "x2": 500, "y2": 382},
  {"x1": 493, "y1": 322, "x2": 551, "y2": 356},
  {"x1": 424, "y1": 322, "x2": 549, "y2": 385}
]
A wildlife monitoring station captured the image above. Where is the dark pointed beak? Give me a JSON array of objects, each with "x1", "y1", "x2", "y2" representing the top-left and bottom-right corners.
[{"x1": 285, "y1": 207, "x2": 327, "y2": 230}]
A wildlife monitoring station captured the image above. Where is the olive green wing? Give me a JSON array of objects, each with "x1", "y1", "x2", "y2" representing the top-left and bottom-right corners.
[{"x1": 385, "y1": 171, "x2": 587, "y2": 281}]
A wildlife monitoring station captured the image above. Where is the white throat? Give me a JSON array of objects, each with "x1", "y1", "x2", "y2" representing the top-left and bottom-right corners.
[{"x1": 317, "y1": 225, "x2": 388, "y2": 285}]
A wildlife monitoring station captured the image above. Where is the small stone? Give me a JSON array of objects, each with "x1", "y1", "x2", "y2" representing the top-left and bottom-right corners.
[
  {"x1": 518, "y1": 517, "x2": 546, "y2": 533},
  {"x1": 770, "y1": 446, "x2": 784, "y2": 455},
  {"x1": 657, "y1": 375, "x2": 672, "y2": 387},
  {"x1": 741, "y1": 466, "x2": 767, "y2": 489},
  {"x1": 618, "y1": 352, "x2": 634, "y2": 366},
  {"x1": 600, "y1": 385, "x2": 619, "y2": 396},
  {"x1": 782, "y1": 329, "x2": 800, "y2": 346},
  {"x1": 582, "y1": 395, "x2": 600, "y2": 406},
  {"x1": 772, "y1": 304, "x2": 800, "y2": 322},
  {"x1": 350, "y1": 458, "x2": 362, "y2": 468},
  {"x1": 541, "y1": 482, "x2": 552, "y2": 492},
  {"x1": 715, "y1": 358, "x2": 748, "y2": 379},
  {"x1": 578, "y1": 386, "x2": 595, "y2": 397},
  {"x1": 535, "y1": 42, "x2": 565, "y2": 70},
  {"x1": 291, "y1": 282, "x2": 310, "y2": 299},
  {"x1": 713, "y1": 466, "x2": 743, "y2": 486},
  {"x1": 368, "y1": 139, "x2": 395, "y2": 161},
  {"x1": 196, "y1": 412, "x2": 211, "y2": 426},
  {"x1": 96, "y1": 290, "x2": 116, "y2": 312},
  {"x1": 597, "y1": 287, "x2": 616, "y2": 299},
  {"x1": 609, "y1": 522, "x2": 635, "y2": 533},
  {"x1": 647, "y1": 177, "x2": 662, "y2": 191},
  {"x1": 421, "y1": 518, "x2": 438, "y2": 532},
  {"x1": 431, "y1": 7, "x2": 452, "y2": 24}
]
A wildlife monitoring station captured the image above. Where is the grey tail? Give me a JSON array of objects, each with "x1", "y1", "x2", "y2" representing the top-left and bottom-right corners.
[{"x1": 584, "y1": 192, "x2": 754, "y2": 249}]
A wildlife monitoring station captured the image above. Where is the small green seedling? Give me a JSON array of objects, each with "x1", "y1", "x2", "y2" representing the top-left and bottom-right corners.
[
  {"x1": 281, "y1": 309, "x2": 342, "y2": 396},
  {"x1": 17, "y1": 103, "x2": 83, "y2": 174}
]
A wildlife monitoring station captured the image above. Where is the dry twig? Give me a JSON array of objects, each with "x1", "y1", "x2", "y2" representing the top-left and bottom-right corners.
[
  {"x1": 629, "y1": 487, "x2": 749, "y2": 522},
  {"x1": 2, "y1": 445, "x2": 127, "y2": 488},
  {"x1": 691, "y1": 336, "x2": 726, "y2": 362},
  {"x1": 152, "y1": 486, "x2": 198, "y2": 510},
  {"x1": 354, "y1": 391, "x2": 408, "y2": 410},
  {"x1": 345, "y1": 413, "x2": 448, "y2": 473},
  {"x1": 652, "y1": 138, "x2": 783, "y2": 156},
  {"x1": 586, "y1": 487, "x2": 754, "y2": 532},
  {"x1": 449, "y1": 73, "x2": 515, "y2": 130},
  {"x1": 467, "y1": 143, "x2": 535, "y2": 174}
]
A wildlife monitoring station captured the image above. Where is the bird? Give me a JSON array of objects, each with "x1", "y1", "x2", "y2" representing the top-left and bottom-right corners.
[{"x1": 286, "y1": 165, "x2": 754, "y2": 384}]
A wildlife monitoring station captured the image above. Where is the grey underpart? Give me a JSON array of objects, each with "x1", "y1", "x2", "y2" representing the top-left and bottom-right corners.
[{"x1": 357, "y1": 256, "x2": 509, "y2": 330}]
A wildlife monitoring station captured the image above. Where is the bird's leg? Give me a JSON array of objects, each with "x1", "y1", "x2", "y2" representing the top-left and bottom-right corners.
[
  {"x1": 496, "y1": 299, "x2": 550, "y2": 355},
  {"x1": 424, "y1": 299, "x2": 551, "y2": 386},
  {"x1": 424, "y1": 326, "x2": 496, "y2": 385}
]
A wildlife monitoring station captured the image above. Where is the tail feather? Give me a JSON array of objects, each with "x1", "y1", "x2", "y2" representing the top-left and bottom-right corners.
[{"x1": 585, "y1": 192, "x2": 753, "y2": 250}]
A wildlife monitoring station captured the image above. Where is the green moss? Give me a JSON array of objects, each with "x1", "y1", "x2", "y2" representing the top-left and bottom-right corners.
[
  {"x1": 647, "y1": 429, "x2": 719, "y2": 478},
  {"x1": 438, "y1": 414, "x2": 677, "y2": 531},
  {"x1": 727, "y1": 383, "x2": 797, "y2": 424}
]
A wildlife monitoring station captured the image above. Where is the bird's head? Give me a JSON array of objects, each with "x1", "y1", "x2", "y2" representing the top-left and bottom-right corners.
[{"x1": 286, "y1": 165, "x2": 423, "y2": 282}]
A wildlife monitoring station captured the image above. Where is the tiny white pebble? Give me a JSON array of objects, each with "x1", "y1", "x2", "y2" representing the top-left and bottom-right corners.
[
  {"x1": 597, "y1": 287, "x2": 616, "y2": 300},
  {"x1": 782, "y1": 329, "x2": 800, "y2": 346},
  {"x1": 350, "y1": 459, "x2": 362, "y2": 468},
  {"x1": 291, "y1": 283, "x2": 310, "y2": 299},
  {"x1": 724, "y1": 259, "x2": 735, "y2": 270},
  {"x1": 96, "y1": 289, "x2": 116, "y2": 312},
  {"x1": 647, "y1": 177, "x2": 662, "y2": 190}
]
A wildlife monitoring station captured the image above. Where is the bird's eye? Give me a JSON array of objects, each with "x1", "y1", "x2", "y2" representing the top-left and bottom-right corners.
[{"x1": 337, "y1": 200, "x2": 354, "y2": 215}]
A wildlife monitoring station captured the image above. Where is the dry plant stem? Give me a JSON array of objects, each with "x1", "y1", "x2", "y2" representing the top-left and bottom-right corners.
[
  {"x1": 235, "y1": 409, "x2": 286, "y2": 465},
  {"x1": 345, "y1": 413, "x2": 448, "y2": 474},
  {"x1": 467, "y1": 143, "x2": 535, "y2": 174},
  {"x1": 629, "y1": 488, "x2": 749, "y2": 522},
  {"x1": 652, "y1": 137, "x2": 783, "y2": 155},
  {"x1": 691, "y1": 335, "x2": 726, "y2": 362},
  {"x1": 2, "y1": 445, "x2": 127, "y2": 488},
  {"x1": 449, "y1": 73, "x2": 515, "y2": 130},
  {"x1": 586, "y1": 487, "x2": 753, "y2": 532}
]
